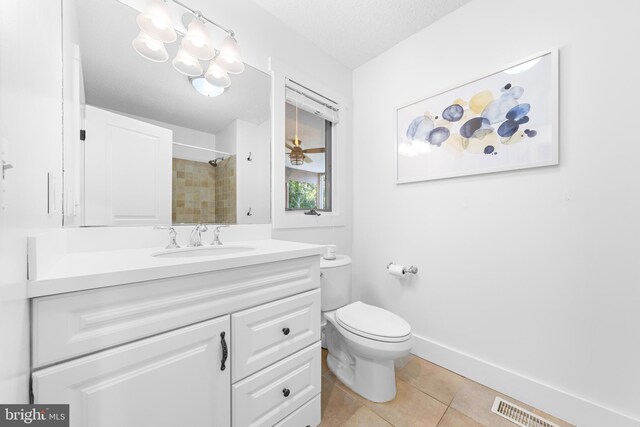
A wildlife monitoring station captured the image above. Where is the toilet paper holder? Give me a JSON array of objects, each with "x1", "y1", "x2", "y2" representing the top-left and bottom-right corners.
[{"x1": 387, "y1": 262, "x2": 418, "y2": 275}]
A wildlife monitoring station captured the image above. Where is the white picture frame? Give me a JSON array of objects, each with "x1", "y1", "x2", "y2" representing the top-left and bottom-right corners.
[{"x1": 395, "y1": 49, "x2": 559, "y2": 184}]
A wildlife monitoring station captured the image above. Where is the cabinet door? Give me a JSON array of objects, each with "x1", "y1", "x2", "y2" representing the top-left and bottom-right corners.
[
  {"x1": 84, "y1": 105, "x2": 172, "y2": 226},
  {"x1": 33, "y1": 316, "x2": 230, "y2": 427}
]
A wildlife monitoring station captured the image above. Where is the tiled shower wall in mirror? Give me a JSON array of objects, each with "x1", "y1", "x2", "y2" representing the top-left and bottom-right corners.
[{"x1": 172, "y1": 157, "x2": 236, "y2": 224}]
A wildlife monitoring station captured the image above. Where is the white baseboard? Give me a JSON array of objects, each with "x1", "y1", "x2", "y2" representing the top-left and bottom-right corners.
[{"x1": 411, "y1": 333, "x2": 640, "y2": 427}]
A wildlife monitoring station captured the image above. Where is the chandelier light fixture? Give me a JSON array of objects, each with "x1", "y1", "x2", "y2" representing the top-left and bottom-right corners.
[
  {"x1": 132, "y1": 30, "x2": 169, "y2": 62},
  {"x1": 136, "y1": 0, "x2": 177, "y2": 43},
  {"x1": 172, "y1": 46, "x2": 203, "y2": 76},
  {"x1": 204, "y1": 55, "x2": 231, "y2": 88},
  {"x1": 131, "y1": 0, "x2": 244, "y2": 96}
]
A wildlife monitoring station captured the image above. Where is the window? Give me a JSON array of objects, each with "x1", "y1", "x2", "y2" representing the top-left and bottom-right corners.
[
  {"x1": 270, "y1": 59, "x2": 347, "y2": 229},
  {"x1": 284, "y1": 82, "x2": 337, "y2": 212}
]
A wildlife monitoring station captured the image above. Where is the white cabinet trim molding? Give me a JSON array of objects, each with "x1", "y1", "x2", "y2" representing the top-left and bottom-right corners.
[{"x1": 32, "y1": 256, "x2": 319, "y2": 368}]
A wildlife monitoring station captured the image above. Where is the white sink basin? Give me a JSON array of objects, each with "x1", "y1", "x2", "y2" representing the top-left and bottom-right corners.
[{"x1": 151, "y1": 245, "x2": 255, "y2": 258}]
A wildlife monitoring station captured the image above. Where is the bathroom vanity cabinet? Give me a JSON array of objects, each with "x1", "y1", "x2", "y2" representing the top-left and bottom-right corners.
[{"x1": 30, "y1": 255, "x2": 322, "y2": 427}]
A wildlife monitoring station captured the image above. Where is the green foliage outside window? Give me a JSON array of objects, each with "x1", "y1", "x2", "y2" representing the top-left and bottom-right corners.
[{"x1": 288, "y1": 180, "x2": 317, "y2": 209}]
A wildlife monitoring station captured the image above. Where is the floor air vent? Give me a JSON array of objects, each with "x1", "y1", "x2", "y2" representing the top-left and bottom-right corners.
[{"x1": 491, "y1": 397, "x2": 560, "y2": 427}]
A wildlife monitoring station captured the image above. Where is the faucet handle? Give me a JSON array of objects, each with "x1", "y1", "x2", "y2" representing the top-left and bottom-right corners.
[
  {"x1": 211, "y1": 225, "x2": 229, "y2": 245},
  {"x1": 154, "y1": 226, "x2": 180, "y2": 249}
]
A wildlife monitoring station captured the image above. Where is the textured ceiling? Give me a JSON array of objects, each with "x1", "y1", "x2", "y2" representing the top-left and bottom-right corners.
[{"x1": 251, "y1": 0, "x2": 472, "y2": 69}]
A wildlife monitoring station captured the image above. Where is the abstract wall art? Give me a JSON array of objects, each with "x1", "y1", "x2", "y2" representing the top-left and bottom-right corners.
[{"x1": 396, "y1": 50, "x2": 558, "y2": 183}]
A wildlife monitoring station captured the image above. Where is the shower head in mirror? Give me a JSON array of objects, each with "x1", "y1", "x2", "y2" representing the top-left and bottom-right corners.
[{"x1": 208, "y1": 157, "x2": 225, "y2": 167}]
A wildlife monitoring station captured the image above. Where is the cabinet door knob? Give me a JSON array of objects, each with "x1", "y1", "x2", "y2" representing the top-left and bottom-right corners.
[
  {"x1": 282, "y1": 388, "x2": 290, "y2": 397},
  {"x1": 220, "y1": 331, "x2": 228, "y2": 371},
  {"x1": 282, "y1": 327, "x2": 290, "y2": 336}
]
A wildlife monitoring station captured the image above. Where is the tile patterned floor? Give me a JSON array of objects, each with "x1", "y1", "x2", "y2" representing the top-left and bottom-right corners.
[{"x1": 320, "y1": 350, "x2": 574, "y2": 427}]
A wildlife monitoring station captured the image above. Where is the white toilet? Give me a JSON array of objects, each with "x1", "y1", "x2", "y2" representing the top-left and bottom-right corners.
[{"x1": 321, "y1": 255, "x2": 413, "y2": 403}]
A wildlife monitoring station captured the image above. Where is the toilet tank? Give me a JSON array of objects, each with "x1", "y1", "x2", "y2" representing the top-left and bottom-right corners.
[{"x1": 320, "y1": 254, "x2": 352, "y2": 311}]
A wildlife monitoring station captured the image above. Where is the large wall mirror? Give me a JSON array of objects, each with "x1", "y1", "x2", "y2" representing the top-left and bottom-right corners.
[{"x1": 62, "y1": 0, "x2": 271, "y2": 227}]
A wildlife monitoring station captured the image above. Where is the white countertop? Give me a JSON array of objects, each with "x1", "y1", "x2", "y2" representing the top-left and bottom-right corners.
[{"x1": 28, "y1": 239, "x2": 325, "y2": 298}]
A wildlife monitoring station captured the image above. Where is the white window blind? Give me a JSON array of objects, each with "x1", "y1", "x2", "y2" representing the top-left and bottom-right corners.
[{"x1": 285, "y1": 80, "x2": 339, "y2": 124}]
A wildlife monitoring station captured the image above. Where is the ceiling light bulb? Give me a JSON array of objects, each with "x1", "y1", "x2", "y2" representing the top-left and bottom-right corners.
[
  {"x1": 182, "y1": 17, "x2": 215, "y2": 60},
  {"x1": 217, "y1": 35, "x2": 245, "y2": 74},
  {"x1": 151, "y1": 17, "x2": 168, "y2": 30},
  {"x1": 205, "y1": 59, "x2": 231, "y2": 88},
  {"x1": 136, "y1": 0, "x2": 177, "y2": 43},
  {"x1": 172, "y1": 47, "x2": 203, "y2": 77},
  {"x1": 190, "y1": 76, "x2": 225, "y2": 97},
  {"x1": 132, "y1": 31, "x2": 169, "y2": 62}
]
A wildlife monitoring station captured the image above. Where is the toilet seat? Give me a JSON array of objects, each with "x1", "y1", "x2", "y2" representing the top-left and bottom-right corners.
[{"x1": 336, "y1": 301, "x2": 411, "y2": 343}]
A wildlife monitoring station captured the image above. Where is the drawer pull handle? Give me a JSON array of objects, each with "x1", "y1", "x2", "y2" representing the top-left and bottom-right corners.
[
  {"x1": 220, "y1": 331, "x2": 228, "y2": 371},
  {"x1": 282, "y1": 327, "x2": 290, "y2": 336},
  {"x1": 282, "y1": 388, "x2": 291, "y2": 397}
]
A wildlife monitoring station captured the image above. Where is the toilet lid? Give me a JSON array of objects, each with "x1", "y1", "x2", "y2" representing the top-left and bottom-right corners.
[{"x1": 336, "y1": 301, "x2": 411, "y2": 342}]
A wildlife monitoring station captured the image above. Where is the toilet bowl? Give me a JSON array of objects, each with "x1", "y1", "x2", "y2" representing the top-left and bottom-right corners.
[{"x1": 320, "y1": 255, "x2": 413, "y2": 402}]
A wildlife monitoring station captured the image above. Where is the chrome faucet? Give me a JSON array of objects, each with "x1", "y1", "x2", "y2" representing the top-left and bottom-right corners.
[
  {"x1": 211, "y1": 225, "x2": 229, "y2": 245},
  {"x1": 188, "y1": 224, "x2": 208, "y2": 247}
]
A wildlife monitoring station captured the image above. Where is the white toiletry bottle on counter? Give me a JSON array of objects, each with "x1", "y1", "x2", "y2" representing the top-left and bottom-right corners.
[{"x1": 324, "y1": 244, "x2": 337, "y2": 260}]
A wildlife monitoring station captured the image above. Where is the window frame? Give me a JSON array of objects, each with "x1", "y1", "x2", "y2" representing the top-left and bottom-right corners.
[{"x1": 270, "y1": 58, "x2": 347, "y2": 229}]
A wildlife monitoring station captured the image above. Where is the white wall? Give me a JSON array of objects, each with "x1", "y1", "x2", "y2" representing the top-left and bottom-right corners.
[
  {"x1": 351, "y1": 1, "x2": 640, "y2": 426},
  {"x1": 236, "y1": 120, "x2": 270, "y2": 224},
  {"x1": 116, "y1": 110, "x2": 217, "y2": 163},
  {"x1": 0, "y1": 0, "x2": 63, "y2": 402},
  {"x1": 214, "y1": 119, "x2": 271, "y2": 224},
  {"x1": 120, "y1": 112, "x2": 216, "y2": 150},
  {"x1": 215, "y1": 120, "x2": 238, "y2": 155}
]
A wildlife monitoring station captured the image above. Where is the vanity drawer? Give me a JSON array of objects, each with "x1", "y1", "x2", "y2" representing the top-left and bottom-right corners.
[
  {"x1": 274, "y1": 394, "x2": 321, "y2": 427},
  {"x1": 232, "y1": 289, "x2": 321, "y2": 381},
  {"x1": 32, "y1": 256, "x2": 319, "y2": 368},
  {"x1": 232, "y1": 342, "x2": 321, "y2": 427}
]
